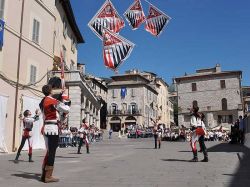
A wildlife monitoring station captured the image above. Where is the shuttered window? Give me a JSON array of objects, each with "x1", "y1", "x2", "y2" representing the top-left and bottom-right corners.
[
  {"x1": 32, "y1": 19, "x2": 40, "y2": 44},
  {"x1": 220, "y1": 80, "x2": 226, "y2": 89},
  {"x1": 0, "y1": 0, "x2": 5, "y2": 19},
  {"x1": 192, "y1": 83, "x2": 197, "y2": 91},
  {"x1": 30, "y1": 65, "x2": 37, "y2": 84}
]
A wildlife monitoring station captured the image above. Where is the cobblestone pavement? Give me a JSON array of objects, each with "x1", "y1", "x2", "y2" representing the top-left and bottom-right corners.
[{"x1": 0, "y1": 138, "x2": 249, "y2": 187}]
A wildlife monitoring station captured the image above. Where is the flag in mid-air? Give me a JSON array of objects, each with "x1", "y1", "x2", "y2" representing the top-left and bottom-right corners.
[
  {"x1": 145, "y1": 5, "x2": 171, "y2": 37},
  {"x1": 102, "y1": 28, "x2": 134, "y2": 71},
  {"x1": 88, "y1": 0, "x2": 125, "y2": 39},
  {"x1": 124, "y1": 0, "x2": 146, "y2": 30}
]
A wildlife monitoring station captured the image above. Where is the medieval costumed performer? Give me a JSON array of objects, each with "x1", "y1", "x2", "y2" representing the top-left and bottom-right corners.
[
  {"x1": 39, "y1": 84, "x2": 70, "y2": 183},
  {"x1": 14, "y1": 109, "x2": 40, "y2": 163},
  {"x1": 189, "y1": 106, "x2": 208, "y2": 162},
  {"x1": 77, "y1": 118, "x2": 90, "y2": 154}
]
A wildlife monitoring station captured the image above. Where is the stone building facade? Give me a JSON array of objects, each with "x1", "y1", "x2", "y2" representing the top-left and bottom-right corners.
[
  {"x1": 242, "y1": 86, "x2": 250, "y2": 115},
  {"x1": 107, "y1": 70, "x2": 158, "y2": 132},
  {"x1": 175, "y1": 65, "x2": 243, "y2": 128}
]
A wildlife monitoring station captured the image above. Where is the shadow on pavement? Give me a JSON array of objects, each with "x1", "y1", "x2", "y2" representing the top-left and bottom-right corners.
[
  {"x1": 12, "y1": 172, "x2": 41, "y2": 181},
  {"x1": 134, "y1": 148, "x2": 156, "y2": 150},
  {"x1": 8, "y1": 159, "x2": 27, "y2": 163},
  {"x1": 161, "y1": 158, "x2": 190, "y2": 162},
  {"x1": 207, "y1": 142, "x2": 250, "y2": 187}
]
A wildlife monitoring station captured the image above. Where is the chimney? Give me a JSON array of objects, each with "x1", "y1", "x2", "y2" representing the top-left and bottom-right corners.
[
  {"x1": 215, "y1": 64, "x2": 221, "y2": 72},
  {"x1": 77, "y1": 63, "x2": 85, "y2": 75}
]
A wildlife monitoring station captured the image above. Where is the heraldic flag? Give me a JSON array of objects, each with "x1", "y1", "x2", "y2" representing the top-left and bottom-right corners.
[
  {"x1": 124, "y1": 0, "x2": 146, "y2": 30},
  {"x1": 88, "y1": 0, "x2": 125, "y2": 39},
  {"x1": 103, "y1": 28, "x2": 134, "y2": 71},
  {"x1": 145, "y1": 5, "x2": 171, "y2": 37}
]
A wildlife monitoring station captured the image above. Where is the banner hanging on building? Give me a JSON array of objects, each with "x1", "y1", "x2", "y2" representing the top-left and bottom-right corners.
[
  {"x1": 0, "y1": 19, "x2": 5, "y2": 48},
  {"x1": 145, "y1": 5, "x2": 171, "y2": 37},
  {"x1": 121, "y1": 87, "x2": 127, "y2": 98},
  {"x1": 88, "y1": 0, "x2": 125, "y2": 39},
  {"x1": 124, "y1": 0, "x2": 146, "y2": 30},
  {"x1": 102, "y1": 28, "x2": 134, "y2": 71}
]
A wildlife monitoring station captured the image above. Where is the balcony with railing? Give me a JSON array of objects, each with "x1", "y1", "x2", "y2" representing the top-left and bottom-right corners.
[{"x1": 107, "y1": 109, "x2": 142, "y2": 116}]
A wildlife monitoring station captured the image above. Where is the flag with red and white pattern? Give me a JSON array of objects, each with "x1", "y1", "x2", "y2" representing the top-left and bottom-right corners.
[
  {"x1": 88, "y1": 0, "x2": 125, "y2": 39},
  {"x1": 103, "y1": 28, "x2": 134, "y2": 71},
  {"x1": 145, "y1": 5, "x2": 171, "y2": 37},
  {"x1": 124, "y1": 0, "x2": 146, "y2": 30}
]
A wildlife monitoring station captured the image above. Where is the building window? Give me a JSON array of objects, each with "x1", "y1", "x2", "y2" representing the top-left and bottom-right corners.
[
  {"x1": 220, "y1": 80, "x2": 226, "y2": 89},
  {"x1": 218, "y1": 115, "x2": 232, "y2": 124},
  {"x1": 32, "y1": 19, "x2": 40, "y2": 44},
  {"x1": 193, "y1": 100, "x2": 198, "y2": 108},
  {"x1": 130, "y1": 103, "x2": 137, "y2": 114},
  {"x1": 131, "y1": 88, "x2": 135, "y2": 97},
  {"x1": 221, "y1": 98, "x2": 228, "y2": 110},
  {"x1": 111, "y1": 103, "x2": 117, "y2": 114},
  {"x1": 30, "y1": 65, "x2": 37, "y2": 84},
  {"x1": 63, "y1": 18, "x2": 67, "y2": 38},
  {"x1": 0, "y1": 0, "x2": 5, "y2": 19},
  {"x1": 62, "y1": 45, "x2": 66, "y2": 62},
  {"x1": 192, "y1": 83, "x2": 197, "y2": 91},
  {"x1": 112, "y1": 89, "x2": 117, "y2": 98},
  {"x1": 71, "y1": 36, "x2": 76, "y2": 53}
]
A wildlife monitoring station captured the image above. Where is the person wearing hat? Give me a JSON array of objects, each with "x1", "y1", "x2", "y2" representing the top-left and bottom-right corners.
[{"x1": 39, "y1": 84, "x2": 70, "y2": 183}]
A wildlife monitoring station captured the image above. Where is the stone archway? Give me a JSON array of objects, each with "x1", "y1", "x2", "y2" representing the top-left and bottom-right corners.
[{"x1": 110, "y1": 117, "x2": 121, "y2": 132}]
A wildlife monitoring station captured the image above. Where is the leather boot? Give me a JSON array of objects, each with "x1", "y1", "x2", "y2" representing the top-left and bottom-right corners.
[
  {"x1": 201, "y1": 151, "x2": 208, "y2": 162},
  {"x1": 44, "y1": 166, "x2": 59, "y2": 183},
  {"x1": 28, "y1": 154, "x2": 34, "y2": 162},
  {"x1": 14, "y1": 152, "x2": 20, "y2": 163},
  {"x1": 77, "y1": 147, "x2": 82, "y2": 154},
  {"x1": 86, "y1": 146, "x2": 89, "y2": 154},
  {"x1": 41, "y1": 166, "x2": 45, "y2": 182},
  {"x1": 158, "y1": 143, "x2": 161, "y2": 149},
  {"x1": 190, "y1": 150, "x2": 198, "y2": 162}
]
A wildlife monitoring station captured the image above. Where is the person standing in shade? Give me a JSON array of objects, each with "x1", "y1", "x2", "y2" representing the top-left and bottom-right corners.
[
  {"x1": 197, "y1": 113, "x2": 208, "y2": 162},
  {"x1": 109, "y1": 128, "x2": 113, "y2": 139},
  {"x1": 151, "y1": 118, "x2": 159, "y2": 149},
  {"x1": 14, "y1": 109, "x2": 40, "y2": 163},
  {"x1": 39, "y1": 85, "x2": 70, "y2": 183}
]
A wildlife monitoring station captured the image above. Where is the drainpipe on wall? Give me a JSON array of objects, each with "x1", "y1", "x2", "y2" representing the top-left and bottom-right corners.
[{"x1": 12, "y1": 0, "x2": 25, "y2": 152}]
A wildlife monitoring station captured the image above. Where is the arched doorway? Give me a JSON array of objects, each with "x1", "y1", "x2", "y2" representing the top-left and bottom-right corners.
[
  {"x1": 110, "y1": 117, "x2": 121, "y2": 132},
  {"x1": 125, "y1": 116, "x2": 137, "y2": 129}
]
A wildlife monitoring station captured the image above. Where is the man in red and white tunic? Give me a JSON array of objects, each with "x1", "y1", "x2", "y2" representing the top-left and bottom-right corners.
[
  {"x1": 39, "y1": 84, "x2": 70, "y2": 183},
  {"x1": 14, "y1": 109, "x2": 39, "y2": 163}
]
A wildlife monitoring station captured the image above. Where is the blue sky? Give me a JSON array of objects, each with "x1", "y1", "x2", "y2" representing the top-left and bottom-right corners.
[{"x1": 71, "y1": 0, "x2": 250, "y2": 86}]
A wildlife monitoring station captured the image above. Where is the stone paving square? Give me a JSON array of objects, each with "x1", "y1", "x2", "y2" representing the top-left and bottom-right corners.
[{"x1": 0, "y1": 138, "x2": 249, "y2": 187}]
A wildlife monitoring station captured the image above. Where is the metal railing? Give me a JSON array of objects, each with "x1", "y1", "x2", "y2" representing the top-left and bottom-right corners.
[{"x1": 108, "y1": 109, "x2": 142, "y2": 116}]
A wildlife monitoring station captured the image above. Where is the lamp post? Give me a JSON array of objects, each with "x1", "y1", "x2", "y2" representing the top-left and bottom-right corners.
[{"x1": 12, "y1": 0, "x2": 25, "y2": 152}]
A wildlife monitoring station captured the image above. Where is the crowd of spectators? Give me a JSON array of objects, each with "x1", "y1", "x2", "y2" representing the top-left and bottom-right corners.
[{"x1": 58, "y1": 125, "x2": 104, "y2": 148}]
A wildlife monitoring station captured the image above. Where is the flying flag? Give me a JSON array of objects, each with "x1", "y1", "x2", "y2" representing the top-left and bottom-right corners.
[
  {"x1": 60, "y1": 51, "x2": 65, "y2": 91},
  {"x1": 103, "y1": 28, "x2": 134, "y2": 71},
  {"x1": 121, "y1": 87, "x2": 127, "y2": 99},
  {"x1": 124, "y1": 0, "x2": 146, "y2": 30},
  {"x1": 88, "y1": 0, "x2": 125, "y2": 39},
  {"x1": 145, "y1": 4, "x2": 171, "y2": 37}
]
